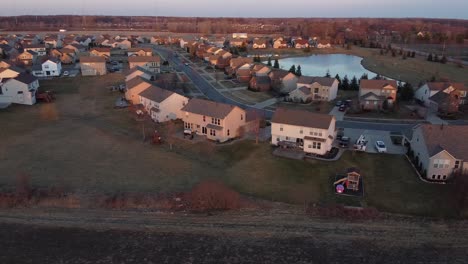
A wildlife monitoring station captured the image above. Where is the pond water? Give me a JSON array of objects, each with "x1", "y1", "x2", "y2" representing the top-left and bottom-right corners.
[{"x1": 277, "y1": 54, "x2": 382, "y2": 80}]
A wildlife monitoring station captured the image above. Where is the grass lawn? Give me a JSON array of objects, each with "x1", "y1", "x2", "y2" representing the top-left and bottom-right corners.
[
  {"x1": 0, "y1": 75, "x2": 457, "y2": 217},
  {"x1": 219, "y1": 80, "x2": 246, "y2": 89},
  {"x1": 346, "y1": 103, "x2": 423, "y2": 120},
  {"x1": 231, "y1": 90, "x2": 274, "y2": 103},
  {"x1": 275, "y1": 101, "x2": 335, "y2": 114}
]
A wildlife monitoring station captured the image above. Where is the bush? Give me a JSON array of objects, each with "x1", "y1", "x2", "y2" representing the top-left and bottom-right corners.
[{"x1": 186, "y1": 180, "x2": 240, "y2": 212}]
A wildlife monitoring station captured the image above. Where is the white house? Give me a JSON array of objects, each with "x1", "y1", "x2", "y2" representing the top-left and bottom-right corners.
[
  {"x1": 32, "y1": 58, "x2": 62, "y2": 77},
  {"x1": 415, "y1": 82, "x2": 468, "y2": 107},
  {"x1": 138, "y1": 85, "x2": 189, "y2": 122},
  {"x1": 271, "y1": 108, "x2": 336, "y2": 155},
  {"x1": 0, "y1": 73, "x2": 39, "y2": 105},
  {"x1": 128, "y1": 56, "x2": 161, "y2": 73}
]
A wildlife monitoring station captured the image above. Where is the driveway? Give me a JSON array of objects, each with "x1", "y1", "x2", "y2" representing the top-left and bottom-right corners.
[
  {"x1": 329, "y1": 106, "x2": 345, "y2": 121},
  {"x1": 342, "y1": 128, "x2": 406, "y2": 155}
]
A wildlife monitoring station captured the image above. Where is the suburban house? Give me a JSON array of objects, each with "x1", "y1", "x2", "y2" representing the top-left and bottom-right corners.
[
  {"x1": 50, "y1": 48, "x2": 76, "y2": 64},
  {"x1": 181, "y1": 98, "x2": 247, "y2": 143},
  {"x1": 271, "y1": 108, "x2": 336, "y2": 155},
  {"x1": 115, "y1": 39, "x2": 132, "y2": 49},
  {"x1": 63, "y1": 44, "x2": 87, "y2": 54},
  {"x1": 229, "y1": 39, "x2": 246, "y2": 48},
  {"x1": 236, "y1": 63, "x2": 252, "y2": 83},
  {"x1": 16, "y1": 50, "x2": 37, "y2": 66},
  {"x1": 125, "y1": 66, "x2": 153, "y2": 82},
  {"x1": 252, "y1": 39, "x2": 267, "y2": 49},
  {"x1": 32, "y1": 58, "x2": 62, "y2": 77},
  {"x1": 128, "y1": 56, "x2": 161, "y2": 73},
  {"x1": 80, "y1": 56, "x2": 107, "y2": 76},
  {"x1": 127, "y1": 47, "x2": 153, "y2": 57},
  {"x1": 138, "y1": 85, "x2": 189, "y2": 123},
  {"x1": 0, "y1": 73, "x2": 39, "y2": 105},
  {"x1": 226, "y1": 57, "x2": 253, "y2": 76},
  {"x1": 407, "y1": 124, "x2": 468, "y2": 181},
  {"x1": 359, "y1": 79, "x2": 398, "y2": 110},
  {"x1": 414, "y1": 82, "x2": 467, "y2": 113},
  {"x1": 249, "y1": 75, "x2": 271, "y2": 92},
  {"x1": 44, "y1": 36, "x2": 61, "y2": 48},
  {"x1": 289, "y1": 76, "x2": 338, "y2": 102},
  {"x1": 295, "y1": 39, "x2": 310, "y2": 49},
  {"x1": 23, "y1": 44, "x2": 46, "y2": 56},
  {"x1": 125, "y1": 76, "x2": 152, "y2": 104},
  {"x1": 273, "y1": 38, "x2": 288, "y2": 49},
  {"x1": 251, "y1": 64, "x2": 271, "y2": 77},
  {"x1": 317, "y1": 41, "x2": 332, "y2": 49},
  {"x1": 89, "y1": 48, "x2": 111, "y2": 60},
  {"x1": 269, "y1": 69, "x2": 292, "y2": 93},
  {"x1": 0, "y1": 60, "x2": 12, "y2": 69},
  {"x1": 0, "y1": 66, "x2": 24, "y2": 79}
]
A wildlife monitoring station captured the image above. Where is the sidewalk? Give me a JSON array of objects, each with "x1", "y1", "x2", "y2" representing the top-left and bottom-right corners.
[
  {"x1": 253, "y1": 98, "x2": 279, "y2": 109},
  {"x1": 328, "y1": 106, "x2": 345, "y2": 121}
]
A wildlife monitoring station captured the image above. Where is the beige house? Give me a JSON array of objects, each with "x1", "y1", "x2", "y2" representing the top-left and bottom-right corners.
[
  {"x1": 128, "y1": 56, "x2": 161, "y2": 73},
  {"x1": 127, "y1": 47, "x2": 153, "y2": 57},
  {"x1": 252, "y1": 39, "x2": 267, "y2": 49},
  {"x1": 359, "y1": 79, "x2": 397, "y2": 110},
  {"x1": 181, "y1": 98, "x2": 246, "y2": 142},
  {"x1": 89, "y1": 48, "x2": 111, "y2": 60},
  {"x1": 407, "y1": 124, "x2": 468, "y2": 181},
  {"x1": 273, "y1": 38, "x2": 288, "y2": 49},
  {"x1": 0, "y1": 73, "x2": 39, "y2": 105},
  {"x1": 289, "y1": 76, "x2": 338, "y2": 102},
  {"x1": 271, "y1": 108, "x2": 336, "y2": 155},
  {"x1": 139, "y1": 86, "x2": 189, "y2": 123},
  {"x1": 125, "y1": 76, "x2": 152, "y2": 104},
  {"x1": 80, "y1": 56, "x2": 107, "y2": 76}
]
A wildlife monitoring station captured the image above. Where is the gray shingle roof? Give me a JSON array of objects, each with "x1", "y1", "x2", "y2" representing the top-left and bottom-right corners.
[{"x1": 272, "y1": 107, "x2": 334, "y2": 129}]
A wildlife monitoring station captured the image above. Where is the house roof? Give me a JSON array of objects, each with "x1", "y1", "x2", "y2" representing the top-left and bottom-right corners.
[
  {"x1": 128, "y1": 56, "x2": 161, "y2": 63},
  {"x1": 297, "y1": 76, "x2": 336, "y2": 86},
  {"x1": 253, "y1": 75, "x2": 271, "y2": 84},
  {"x1": 271, "y1": 107, "x2": 334, "y2": 129},
  {"x1": 138, "y1": 85, "x2": 176, "y2": 103},
  {"x1": 126, "y1": 76, "x2": 151, "y2": 90},
  {"x1": 269, "y1": 69, "x2": 289, "y2": 80},
  {"x1": 181, "y1": 98, "x2": 239, "y2": 119},
  {"x1": 298, "y1": 86, "x2": 311, "y2": 95},
  {"x1": 128, "y1": 47, "x2": 153, "y2": 52},
  {"x1": 418, "y1": 124, "x2": 468, "y2": 160},
  {"x1": 425, "y1": 82, "x2": 467, "y2": 92},
  {"x1": 14, "y1": 72, "x2": 37, "y2": 84},
  {"x1": 360, "y1": 79, "x2": 397, "y2": 90},
  {"x1": 90, "y1": 47, "x2": 111, "y2": 53},
  {"x1": 80, "y1": 56, "x2": 106, "y2": 63},
  {"x1": 295, "y1": 39, "x2": 309, "y2": 45},
  {"x1": 360, "y1": 92, "x2": 385, "y2": 100},
  {"x1": 428, "y1": 91, "x2": 450, "y2": 103}
]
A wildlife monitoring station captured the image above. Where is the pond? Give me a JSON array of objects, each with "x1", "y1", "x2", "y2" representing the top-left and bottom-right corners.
[{"x1": 277, "y1": 54, "x2": 382, "y2": 80}]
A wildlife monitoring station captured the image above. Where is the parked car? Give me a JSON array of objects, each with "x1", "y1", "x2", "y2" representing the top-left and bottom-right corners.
[
  {"x1": 63, "y1": 71, "x2": 69, "y2": 76},
  {"x1": 335, "y1": 100, "x2": 342, "y2": 107},
  {"x1": 111, "y1": 61, "x2": 119, "y2": 65},
  {"x1": 338, "y1": 105, "x2": 346, "y2": 112},
  {"x1": 344, "y1": 99, "x2": 352, "y2": 107},
  {"x1": 339, "y1": 136, "x2": 350, "y2": 148},
  {"x1": 375, "y1": 141, "x2": 387, "y2": 153}
]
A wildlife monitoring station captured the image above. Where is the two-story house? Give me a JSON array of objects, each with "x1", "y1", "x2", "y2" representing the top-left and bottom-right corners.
[
  {"x1": 138, "y1": 85, "x2": 189, "y2": 123},
  {"x1": 23, "y1": 44, "x2": 47, "y2": 56},
  {"x1": 128, "y1": 56, "x2": 161, "y2": 73},
  {"x1": 414, "y1": 82, "x2": 467, "y2": 114},
  {"x1": 271, "y1": 108, "x2": 336, "y2": 155},
  {"x1": 80, "y1": 56, "x2": 107, "y2": 76},
  {"x1": 407, "y1": 124, "x2": 468, "y2": 181},
  {"x1": 0, "y1": 73, "x2": 39, "y2": 105},
  {"x1": 181, "y1": 98, "x2": 246, "y2": 142},
  {"x1": 289, "y1": 76, "x2": 338, "y2": 102},
  {"x1": 125, "y1": 76, "x2": 152, "y2": 104},
  {"x1": 31, "y1": 58, "x2": 62, "y2": 77},
  {"x1": 127, "y1": 48, "x2": 153, "y2": 57},
  {"x1": 89, "y1": 48, "x2": 111, "y2": 60},
  {"x1": 359, "y1": 79, "x2": 398, "y2": 110}
]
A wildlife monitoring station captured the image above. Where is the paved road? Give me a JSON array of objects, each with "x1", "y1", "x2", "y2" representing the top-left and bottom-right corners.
[{"x1": 153, "y1": 46, "x2": 467, "y2": 133}]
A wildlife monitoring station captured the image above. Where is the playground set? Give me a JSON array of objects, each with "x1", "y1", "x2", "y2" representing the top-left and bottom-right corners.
[{"x1": 333, "y1": 167, "x2": 363, "y2": 196}]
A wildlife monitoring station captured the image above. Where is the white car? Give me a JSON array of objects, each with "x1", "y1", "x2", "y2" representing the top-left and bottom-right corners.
[
  {"x1": 63, "y1": 71, "x2": 69, "y2": 76},
  {"x1": 375, "y1": 141, "x2": 387, "y2": 153}
]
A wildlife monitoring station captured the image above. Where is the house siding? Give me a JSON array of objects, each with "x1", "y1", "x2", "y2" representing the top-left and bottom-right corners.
[{"x1": 140, "y1": 94, "x2": 189, "y2": 123}]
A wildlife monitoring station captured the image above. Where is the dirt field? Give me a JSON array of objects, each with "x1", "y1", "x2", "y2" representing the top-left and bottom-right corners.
[{"x1": 0, "y1": 208, "x2": 467, "y2": 263}]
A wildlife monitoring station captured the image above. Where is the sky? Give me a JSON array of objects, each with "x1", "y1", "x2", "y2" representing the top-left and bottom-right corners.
[{"x1": 0, "y1": 0, "x2": 467, "y2": 19}]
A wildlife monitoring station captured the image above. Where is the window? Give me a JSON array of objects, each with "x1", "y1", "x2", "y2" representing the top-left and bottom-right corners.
[
  {"x1": 280, "y1": 126, "x2": 283, "y2": 131},
  {"x1": 241, "y1": 114, "x2": 243, "y2": 120},
  {"x1": 312, "y1": 142, "x2": 321, "y2": 149},
  {"x1": 318, "y1": 132, "x2": 322, "y2": 137},
  {"x1": 202, "y1": 127, "x2": 207, "y2": 134},
  {"x1": 44, "y1": 65, "x2": 49, "y2": 69},
  {"x1": 285, "y1": 136, "x2": 289, "y2": 140},
  {"x1": 299, "y1": 129, "x2": 303, "y2": 134},
  {"x1": 227, "y1": 130, "x2": 230, "y2": 136},
  {"x1": 203, "y1": 116, "x2": 206, "y2": 122},
  {"x1": 210, "y1": 129, "x2": 216, "y2": 136},
  {"x1": 433, "y1": 159, "x2": 449, "y2": 169},
  {"x1": 314, "y1": 88, "x2": 319, "y2": 93},
  {"x1": 443, "y1": 175, "x2": 447, "y2": 180},
  {"x1": 211, "y1": 118, "x2": 220, "y2": 125},
  {"x1": 437, "y1": 175, "x2": 441, "y2": 180},
  {"x1": 308, "y1": 145, "x2": 312, "y2": 148},
  {"x1": 455, "y1": 161, "x2": 460, "y2": 169},
  {"x1": 276, "y1": 137, "x2": 280, "y2": 142},
  {"x1": 432, "y1": 175, "x2": 436, "y2": 179}
]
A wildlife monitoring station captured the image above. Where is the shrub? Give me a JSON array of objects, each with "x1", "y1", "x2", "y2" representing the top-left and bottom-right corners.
[{"x1": 186, "y1": 180, "x2": 240, "y2": 212}]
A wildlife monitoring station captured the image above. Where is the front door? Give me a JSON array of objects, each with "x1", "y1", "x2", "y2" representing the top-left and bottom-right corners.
[
  {"x1": 202, "y1": 127, "x2": 207, "y2": 134},
  {"x1": 46, "y1": 71, "x2": 51, "y2": 76}
]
